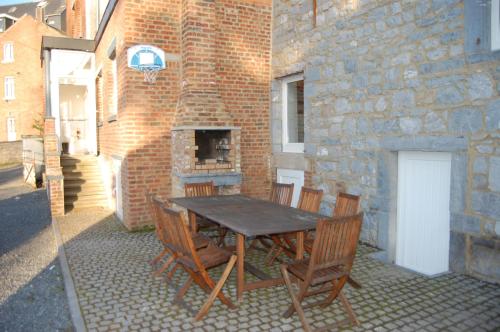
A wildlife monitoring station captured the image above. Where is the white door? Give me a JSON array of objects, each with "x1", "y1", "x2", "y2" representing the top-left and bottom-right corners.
[
  {"x1": 277, "y1": 168, "x2": 304, "y2": 207},
  {"x1": 7, "y1": 118, "x2": 16, "y2": 141},
  {"x1": 396, "y1": 151, "x2": 452, "y2": 276},
  {"x1": 113, "y1": 158, "x2": 123, "y2": 221}
]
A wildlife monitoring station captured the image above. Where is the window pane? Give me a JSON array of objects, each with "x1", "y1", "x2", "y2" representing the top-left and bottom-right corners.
[{"x1": 286, "y1": 80, "x2": 304, "y2": 143}]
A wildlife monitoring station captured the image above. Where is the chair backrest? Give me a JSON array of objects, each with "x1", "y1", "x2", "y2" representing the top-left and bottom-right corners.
[
  {"x1": 146, "y1": 192, "x2": 167, "y2": 243},
  {"x1": 154, "y1": 200, "x2": 197, "y2": 260},
  {"x1": 333, "y1": 192, "x2": 361, "y2": 217},
  {"x1": 270, "y1": 182, "x2": 294, "y2": 206},
  {"x1": 297, "y1": 187, "x2": 323, "y2": 213},
  {"x1": 185, "y1": 181, "x2": 216, "y2": 197},
  {"x1": 309, "y1": 213, "x2": 363, "y2": 274}
]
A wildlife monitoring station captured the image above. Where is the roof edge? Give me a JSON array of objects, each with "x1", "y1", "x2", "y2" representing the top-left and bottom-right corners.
[{"x1": 41, "y1": 36, "x2": 95, "y2": 55}]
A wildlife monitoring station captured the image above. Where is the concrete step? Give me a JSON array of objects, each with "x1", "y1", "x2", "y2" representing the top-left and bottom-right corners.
[
  {"x1": 65, "y1": 201, "x2": 108, "y2": 209},
  {"x1": 63, "y1": 173, "x2": 101, "y2": 181},
  {"x1": 62, "y1": 164, "x2": 100, "y2": 172},
  {"x1": 64, "y1": 189, "x2": 106, "y2": 197},
  {"x1": 65, "y1": 195, "x2": 107, "y2": 205}
]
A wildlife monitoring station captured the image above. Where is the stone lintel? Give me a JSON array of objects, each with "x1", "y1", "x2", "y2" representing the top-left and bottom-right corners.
[
  {"x1": 381, "y1": 136, "x2": 468, "y2": 152},
  {"x1": 174, "y1": 172, "x2": 242, "y2": 186}
]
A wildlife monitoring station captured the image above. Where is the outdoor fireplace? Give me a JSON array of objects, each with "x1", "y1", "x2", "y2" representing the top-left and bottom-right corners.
[
  {"x1": 171, "y1": 127, "x2": 241, "y2": 197},
  {"x1": 195, "y1": 129, "x2": 231, "y2": 168}
]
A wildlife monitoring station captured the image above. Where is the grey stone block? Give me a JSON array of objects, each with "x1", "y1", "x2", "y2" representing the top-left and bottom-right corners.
[
  {"x1": 450, "y1": 153, "x2": 467, "y2": 213},
  {"x1": 440, "y1": 31, "x2": 461, "y2": 44},
  {"x1": 449, "y1": 108, "x2": 483, "y2": 133},
  {"x1": 344, "y1": 59, "x2": 357, "y2": 73},
  {"x1": 468, "y1": 74, "x2": 493, "y2": 100},
  {"x1": 425, "y1": 74, "x2": 464, "y2": 88},
  {"x1": 399, "y1": 117, "x2": 422, "y2": 135},
  {"x1": 473, "y1": 174, "x2": 488, "y2": 190},
  {"x1": 316, "y1": 161, "x2": 337, "y2": 172},
  {"x1": 373, "y1": 119, "x2": 399, "y2": 134},
  {"x1": 472, "y1": 191, "x2": 500, "y2": 220},
  {"x1": 473, "y1": 156, "x2": 488, "y2": 174},
  {"x1": 449, "y1": 231, "x2": 466, "y2": 273},
  {"x1": 488, "y1": 156, "x2": 500, "y2": 192},
  {"x1": 419, "y1": 58, "x2": 465, "y2": 75},
  {"x1": 305, "y1": 66, "x2": 321, "y2": 81},
  {"x1": 335, "y1": 98, "x2": 351, "y2": 114},
  {"x1": 450, "y1": 213, "x2": 481, "y2": 234},
  {"x1": 436, "y1": 86, "x2": 464, "y2": 105},
  {"x1": 424, "y1": 111, "x2": 446, "y2": 132},
  {"x1": 392, "y1": 90, "x2": 415, "y2": 110},
  {"x1": 485, "y1": 99, "x2": 500, "y2": 132},
  {"x1": 470, "y1": 238, "x2": 500, "y2": 279}
]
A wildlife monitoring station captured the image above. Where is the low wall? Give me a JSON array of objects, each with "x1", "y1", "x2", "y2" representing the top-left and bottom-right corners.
[{"x1": 0, "y1": 140, "x2": 22, "y2": 165}]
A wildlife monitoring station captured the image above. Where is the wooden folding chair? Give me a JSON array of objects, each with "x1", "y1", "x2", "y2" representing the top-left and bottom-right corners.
[
  {"x1": 157, "y1": 204, "x2": 237, "y2": 321},
  {"x1": 249, "y1": 182, "x2": 294, "y2": 252},
  {"x1": 185, "y1": 181, "x2": 228, "y2": 246},
  {"x1": 280, "y1": 213, "x2": 364, "y2": 332},
  {"x1": 147, "y1": 193, "x2": 210, "y2": 278},
  {"x1": 304, "y1": 192, "x2": 361, "y2": 254},
  {"x1": 266, "y1": 187, "x2": 323, "y2": 265}
]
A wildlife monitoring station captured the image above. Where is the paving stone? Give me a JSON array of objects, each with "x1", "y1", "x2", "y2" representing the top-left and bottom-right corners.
[{"x1": 57, "y1": 209, "x2": 500, "y2": 332}]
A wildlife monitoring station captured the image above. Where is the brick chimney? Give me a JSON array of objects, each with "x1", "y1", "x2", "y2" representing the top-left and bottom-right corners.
[
  {"x1": 36, "y1": 1, "x2": 47, "y2": 22},
  {"x1": 174, "y1": 0, "x2": 233, "y2": 127}
]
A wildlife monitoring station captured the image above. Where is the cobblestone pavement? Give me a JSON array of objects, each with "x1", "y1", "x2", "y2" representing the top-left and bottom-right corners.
[
  {"x1": 57, "y1": 209, "x2": 500, "y2": 332},
  {"x1": 0, "y1": 166, "x2": 73, "y2": 331}
]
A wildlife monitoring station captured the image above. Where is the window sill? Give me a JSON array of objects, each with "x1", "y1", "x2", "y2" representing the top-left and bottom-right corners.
[
  {"x1": 107, "y1": 115, "x2": 117, "y2": 123},
  {"x1": 3, "y1": 98, "x2": 15, "y2": 101},
  {"x1": 1, "y1": 60, "x2": 14, "y2": 64}
]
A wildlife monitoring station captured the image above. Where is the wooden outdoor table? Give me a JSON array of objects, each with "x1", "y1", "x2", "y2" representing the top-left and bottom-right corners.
[{"x1": 169, "y1": 194, "x2": 323, "y2": 301}]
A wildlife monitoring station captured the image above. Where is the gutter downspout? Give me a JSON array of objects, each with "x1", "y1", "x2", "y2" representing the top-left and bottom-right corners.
[{"x1": 43, "y1": 49, "x2": 51, "y2": 117}]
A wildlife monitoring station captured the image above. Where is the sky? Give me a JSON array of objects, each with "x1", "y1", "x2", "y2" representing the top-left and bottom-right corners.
[{"x1": 0, "y1": 0, "x2": 32, "y2": 6}]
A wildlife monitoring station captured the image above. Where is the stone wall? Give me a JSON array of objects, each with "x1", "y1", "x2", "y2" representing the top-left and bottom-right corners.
[
  {"x1": 0, "y1": 140, "x2": 22, "y2": 165},
  {"x1": 272, "y1": 0, "x2": 499, "y2": 282}
]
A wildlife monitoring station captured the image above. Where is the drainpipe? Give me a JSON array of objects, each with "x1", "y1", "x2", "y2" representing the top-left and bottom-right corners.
[{"x1": 43, "y1": 49, "x2": 51, "y2": 117}]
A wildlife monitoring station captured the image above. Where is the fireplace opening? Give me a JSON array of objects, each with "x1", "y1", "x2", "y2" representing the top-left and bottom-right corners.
[{"x1": 195, "y1": 130, "x2": 231, "y2": 168}]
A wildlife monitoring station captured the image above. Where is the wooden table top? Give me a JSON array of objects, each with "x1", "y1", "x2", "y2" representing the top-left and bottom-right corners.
[{"x1": 169, "y1": 195, "x2": 323, "y2": 237}]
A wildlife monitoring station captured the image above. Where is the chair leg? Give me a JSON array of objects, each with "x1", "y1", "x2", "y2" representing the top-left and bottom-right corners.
[
  {"x1": 265, "y1": 245, "x2": 283, "y2": 266},
  {"x1": 174, "y1": 276, "x2": 193, "y2": 303},
  {"x1": 280, "y1": 265, "x2": 313, "y2": 332},
  {"x1": 153, "y1": 255, "x2": 174, "y2": 277},
  {"x1": 217, "y1": 227, "x2": 228, "y2": 247},
  {"x1": 166, "y1": 262, "x2": 180, "y2": 281},
  {"x1": 194, "y1": 255, "x2": 237, "y2": 321},
  {"x1": 338, "y1": 291, "x2": 359, "y2": 326},
  {"x1": 149, "y1": 248, "x2": 169, "y2": 266},
  {"x1": 321, "y1": 277, "x2": 347, "y2": 308}
]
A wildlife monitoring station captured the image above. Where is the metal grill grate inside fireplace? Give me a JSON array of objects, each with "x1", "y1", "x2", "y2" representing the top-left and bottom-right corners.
[{"x1": 194, "y1": 130, "x2": 232, "y2": 170}]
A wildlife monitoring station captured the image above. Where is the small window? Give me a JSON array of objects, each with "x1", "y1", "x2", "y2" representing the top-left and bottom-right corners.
[
  {"x1": 108, "y1": 59, "x2": 118, "y2": 116},
  {"x1": 7, "y1": 117, "x2": 16, "y2": 141},
  {"x1": 282, "y1": 74, "x2": 304, "y2": 153},
  {"x1": 492, "y1": 0, "x2": 500, "y2": 51},
  {"x1": 3, "y1": 42, "x2": 13, "y2": 62},
  {"x1": 4, "y1": 77, "x2": 15, "y2": 100}
]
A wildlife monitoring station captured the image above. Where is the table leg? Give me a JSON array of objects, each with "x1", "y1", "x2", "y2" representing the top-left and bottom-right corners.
[
  {"x1": 296, "y1": 231, "x2": 304, "y2": 260},
  {"x1": 236, "y1": 233, "x2": 245, "y2": 302},
  {"x1": 188, "y1": 210, "x2": 197, "y2": 233}
]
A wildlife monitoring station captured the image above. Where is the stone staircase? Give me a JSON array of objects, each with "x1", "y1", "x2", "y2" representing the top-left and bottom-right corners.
[{"x1": 61, "y1": 155, "x2": 107, "y2": 211}]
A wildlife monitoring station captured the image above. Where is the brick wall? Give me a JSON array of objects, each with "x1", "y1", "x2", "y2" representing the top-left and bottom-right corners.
[
  {"x1": 215, "y1": 0, "x2": 272, "y2": 198},
  {"x1": 0, "y1": 16, "x2": 63, "y2": 142},
  {"x1": 66, "y1": 0, "x2": 86, "y2": 38},
  {"x1": 0, "y1": 140, "x2": 22, "y2": 165},
  {"x1": 89, "y1": 0, "x2": 271, "y2": 229}
]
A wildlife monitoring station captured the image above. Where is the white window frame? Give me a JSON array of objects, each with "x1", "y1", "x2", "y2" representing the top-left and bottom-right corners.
[
  {"x1": 281, "y1": 73, "x2": 305, "y2": 153},
  {"x1": 3, "y1": 42, "x2": 13, "y2": 63},
  {"x1": 492, "y1": 0, "x2": 500, "y2": 51},
  {"x1": 7, "y1": 117, "x2": 16, "y2": 141},
  {"x1": 4, "y1": 76, "x2": 15, "y2": 100}
]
